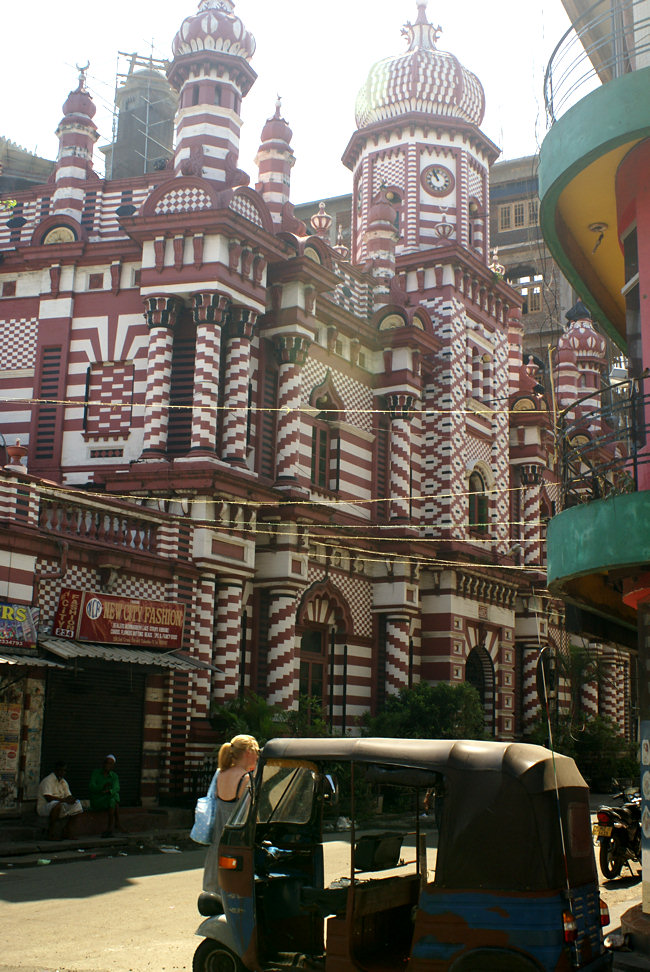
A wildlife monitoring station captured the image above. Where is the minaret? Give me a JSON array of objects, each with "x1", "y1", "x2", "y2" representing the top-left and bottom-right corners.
[
  {"x1": 344, "y1": 1, "x2": 495, "y2": 263},
  {"x1": 51, "y1": 65, "x2": 99, "y2": 222},
  {"x1": 255, "y1": 97, "x2": 295, "y2": 226},
  {"x1": 168, "y1": 0, "x2": 256, "y2": 184}
]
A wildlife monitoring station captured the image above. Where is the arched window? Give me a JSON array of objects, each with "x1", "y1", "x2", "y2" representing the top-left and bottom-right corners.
[
  {"x1": 466, "y1": 645, "x2": 496, "y2": 736},
  {"x1": 468, "y1": 470, "x2": 488, "y2": 532},
  {"x1": 309, "y1": 382, "x2": 342, "y2": 492},
  {"x1": 299, "y1": 629, "x2": 327, "y2": 726}
]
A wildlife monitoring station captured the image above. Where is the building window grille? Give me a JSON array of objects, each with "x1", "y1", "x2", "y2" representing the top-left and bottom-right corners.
[
  {"x1": 499, "y1": 199, "x2": 539, "y2": 232},
  {"x1": 513, "y1": 202, "x2": 525, "y2": 228}
]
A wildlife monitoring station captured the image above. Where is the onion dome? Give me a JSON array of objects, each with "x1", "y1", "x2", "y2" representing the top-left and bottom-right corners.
[
  {"x1": 561, "y1": 300, "x2": 607, "y2": 359},
  {"x1": 355, "y1": 1, "x2": 485, "y2": 130},
  {"x1": 172, "y1": 0, "x2": 256, "y2": 60},
  {"x1": 61, "y1": 64, "x2": 96, "y2": 120},
  {"x1": 564, "y1": 321, "x2": 607, "y2": 359},
  {"x1": 260, "y1": 97, "x2": 293, "y2": 146}
]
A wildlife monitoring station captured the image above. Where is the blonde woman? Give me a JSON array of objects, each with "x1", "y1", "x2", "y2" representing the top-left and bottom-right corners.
[{"x1": 201, "y1": 734, "x2": 260, "y2": 906}]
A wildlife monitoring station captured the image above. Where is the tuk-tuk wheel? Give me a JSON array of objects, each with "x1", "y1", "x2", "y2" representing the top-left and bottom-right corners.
[{"x1": 193, "y1": 939, "x2": 244, "y2": 972}]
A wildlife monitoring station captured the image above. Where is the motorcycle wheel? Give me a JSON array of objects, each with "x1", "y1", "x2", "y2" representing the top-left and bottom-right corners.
[
  {"x1": 193, "y1": 940, "x2": 244, "y2": 972},
  {"x1": 599, "y1": 838, "x2": 623, "y2": 879}
]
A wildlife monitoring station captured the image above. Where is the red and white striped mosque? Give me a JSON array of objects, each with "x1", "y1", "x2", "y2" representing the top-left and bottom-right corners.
[{"x1": 0, "y1": 0, "x2": 634, "y2": 808}]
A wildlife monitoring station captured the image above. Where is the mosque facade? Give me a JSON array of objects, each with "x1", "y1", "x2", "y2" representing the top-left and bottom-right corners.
[{"x1": 0, "y1": 1, "x2": 632, "y2": 807}]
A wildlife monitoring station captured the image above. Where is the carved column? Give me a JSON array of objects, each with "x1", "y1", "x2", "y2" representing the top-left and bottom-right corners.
[
  {"x1": 522, "y1": 644, "x2": 540, "y2": 734},
  {"x1": 386, "y1": 393, "x2": 416, "y2": 521},
  {"x1": 221, "y1": 308, "x2": 257, "y2": 466},
  {"x1": 385, "y1": 614, "x2": 411, "y2": 696},
  {"x1": 272, "y1": 334, "x2": 311, "y2": 486},
  {"x1": 212, "y1": 579, "x2": 245, "y2": 702},
  {"x1": 266, "y1": 588, "x2": 300, "y2": 708},
  {"x1": 190, "y1": 291, "x2": 229, "y2": 454},
  {"x1": 520, "y1": 464, "x2": 543, "y2": 566},
  {"x1": 600, "y1": 647, "x2": 618, "y2": 722},
  {"x1": 141, "y1": 295, "x2": 184, "y2": 458},
  {"x1": 192, "y1": 575, "x2": 217, "y2": 720}
]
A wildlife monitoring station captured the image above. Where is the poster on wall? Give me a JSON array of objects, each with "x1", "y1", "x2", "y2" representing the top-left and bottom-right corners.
[
  {"x1": 0, "y1": 701, "x2": 21, "y2": 808},
  {"x1": 0, "y1": 602, "x2": 39, "y2": 650},
  {"x1": 53, "y1": 589, "x2": 185, "y2": 651}
]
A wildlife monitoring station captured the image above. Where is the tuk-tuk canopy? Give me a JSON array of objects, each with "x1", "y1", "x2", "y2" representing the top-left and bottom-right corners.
[
  {"x1": 260, "y1": 738, "x2": 595, "y2": 891},
  {"x1": 261, "y1": 738, "x2": 585, "y2": 793}
]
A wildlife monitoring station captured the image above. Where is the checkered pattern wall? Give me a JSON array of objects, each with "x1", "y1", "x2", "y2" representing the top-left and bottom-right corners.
[
  {"x1": 85, "y1": 362, "x2": 134, "y2": 438},
  {"x1": 0, "y1": 318, "x2": 39, "y2": 370},
  {"x1": 154, "y1": 187, "x2": 212, "y2": 215}
]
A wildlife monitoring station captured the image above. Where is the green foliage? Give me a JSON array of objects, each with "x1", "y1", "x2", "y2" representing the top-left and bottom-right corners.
[
  {"x1": 361, "y1": 681, "x2": 485, "y2": 740},
  {"x1": 285, "y1": 694, "x2": 329, "y2": 738},
  {"x1": 209, "y1": 692, "x2": 331, "y2": 748},
  {"x1": 209, "y1": 692, "x2": 286, "y2": 746},
  {"x1": 528, "y1": 712, "x2": 639, "y2": 791},
  {"x1": 0, "y1": 199, "x2": 16, "y2": 212}
]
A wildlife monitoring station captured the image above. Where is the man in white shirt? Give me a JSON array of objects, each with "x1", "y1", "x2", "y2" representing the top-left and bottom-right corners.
[{"x1": 37, "y1": 761, "x2": 83, "y2": 839}]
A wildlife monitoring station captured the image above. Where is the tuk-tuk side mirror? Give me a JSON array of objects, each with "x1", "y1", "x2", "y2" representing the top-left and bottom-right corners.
[{"x1": 323, "y1": 774, "x2": 339, "y2": 806}]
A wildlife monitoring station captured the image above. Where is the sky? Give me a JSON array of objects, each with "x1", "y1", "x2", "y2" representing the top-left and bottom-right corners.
[{"x1": 1, "y1": 1, "x2": 572, "y2": 203}]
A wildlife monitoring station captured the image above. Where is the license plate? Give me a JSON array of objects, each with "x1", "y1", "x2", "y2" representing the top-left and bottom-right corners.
[{"x1": 593, "y1": 824, "x2": 613, "y2": 838}]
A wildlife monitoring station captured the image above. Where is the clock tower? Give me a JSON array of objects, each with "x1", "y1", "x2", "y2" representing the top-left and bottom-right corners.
[{"x1": 343, "y1": 1, "x2": 499, "y2": 264}]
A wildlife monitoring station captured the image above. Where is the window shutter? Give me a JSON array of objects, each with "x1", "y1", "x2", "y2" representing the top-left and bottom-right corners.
[{"x1": 34, "y1": 346, "x2": 63, "y2": 461}]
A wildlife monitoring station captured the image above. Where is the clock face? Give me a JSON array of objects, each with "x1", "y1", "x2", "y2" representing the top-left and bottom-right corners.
[{"x1": 422, "y1": 164, "x2": 455, "y2": 197}]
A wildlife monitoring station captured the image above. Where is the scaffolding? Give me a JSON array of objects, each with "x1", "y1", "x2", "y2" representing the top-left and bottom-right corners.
[{"x1": 106, "y1": 51, "x2": 176, "y2": 179}]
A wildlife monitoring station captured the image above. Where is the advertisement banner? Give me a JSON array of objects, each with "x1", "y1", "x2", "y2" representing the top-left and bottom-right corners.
[
  {"x1": 53, "y1": 589, "x2": 185, "y2": 651},
  {"x1": 0, "y1": 702, "x2": 21, "y2": 800},
  {"x1": 0, "y1": 603, "x2": 39, "y2": 650}
]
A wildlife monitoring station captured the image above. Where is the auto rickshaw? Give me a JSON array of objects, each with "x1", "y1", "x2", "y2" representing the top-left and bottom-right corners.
[{"x1": 194, "y1": 738, "x2": 611, "y2": 972}]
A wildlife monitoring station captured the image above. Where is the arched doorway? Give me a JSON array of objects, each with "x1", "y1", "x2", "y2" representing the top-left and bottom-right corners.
[
  {"x1": 466, "y1": 646, "x2": 496, "y2": 736},
  {"x1": 297, "y1": 580, "x2": 352, "y2": 732}
]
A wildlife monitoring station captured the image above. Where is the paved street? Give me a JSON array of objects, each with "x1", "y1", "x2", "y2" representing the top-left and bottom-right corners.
[{"x1": 0, "y1": 837, "x2": 642, "y2": 972}]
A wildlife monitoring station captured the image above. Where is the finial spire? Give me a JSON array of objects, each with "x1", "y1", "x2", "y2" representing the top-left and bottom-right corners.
[
  {"x1": 402, "y1": 1, "x2": 442, "y2": 52},
  {"x1": 76, "y1": 61, "x2": 90, "y2": 91}
]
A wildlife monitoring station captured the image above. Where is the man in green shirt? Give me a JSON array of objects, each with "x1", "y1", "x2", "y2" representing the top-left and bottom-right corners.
[{"x1": 89, "y1": 754, "x2": 124, "y2": 837}]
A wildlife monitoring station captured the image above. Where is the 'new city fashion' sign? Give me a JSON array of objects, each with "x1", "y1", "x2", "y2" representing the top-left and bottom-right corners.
[{"x1": 53, "y1": 589, "x2": 185, "y2": 650}]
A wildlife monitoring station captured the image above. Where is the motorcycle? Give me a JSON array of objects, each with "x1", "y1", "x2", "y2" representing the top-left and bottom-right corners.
[{"x1": 593, "y1": 787, "x2": 641, "y2": 879}]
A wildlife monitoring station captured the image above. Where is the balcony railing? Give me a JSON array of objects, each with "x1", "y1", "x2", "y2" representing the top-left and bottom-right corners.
[
  {"x1": 558, "y1": 375, "x2": 650, "y2": 506},
  {"x1": 545, "y1": 0, "x2": 650, "y2": 124},
  {"x1": 39, "y1": 499, "x2": 158, "y2": 553}
]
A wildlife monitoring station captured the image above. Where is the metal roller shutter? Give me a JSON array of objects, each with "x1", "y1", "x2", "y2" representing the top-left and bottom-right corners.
[{"x1": 40, "y1": 660, "x2": 146, "y2": 807}]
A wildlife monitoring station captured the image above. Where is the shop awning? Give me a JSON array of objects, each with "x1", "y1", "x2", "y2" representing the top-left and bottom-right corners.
[
  {"x1": 0, "y1": 652, "x2": 65, "y2": 667},
  {"x1": 39, "y1": 636, "x2": 218, "y2": 672}
]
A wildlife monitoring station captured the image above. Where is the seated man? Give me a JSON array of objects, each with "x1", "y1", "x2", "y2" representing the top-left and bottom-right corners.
[
  {"x1": 37, "y1": 761, "x2": 83, "y2": 839},
  {"x1": 89, "y1": 754, "x2": 124, "y2": 837}
]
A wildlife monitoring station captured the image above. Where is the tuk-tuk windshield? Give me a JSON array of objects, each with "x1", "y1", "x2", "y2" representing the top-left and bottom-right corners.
[{"x1": 257, "y1": 760, "x2": 316, "y2": 824}]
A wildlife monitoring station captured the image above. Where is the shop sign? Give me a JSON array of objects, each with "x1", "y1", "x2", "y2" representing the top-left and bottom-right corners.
[
  {"x1": 53, "y1": 589, "x2": 185, "y2": 651},
  {"x1": 0, "y1": 602, "x2": 39, "y2": 650}
]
